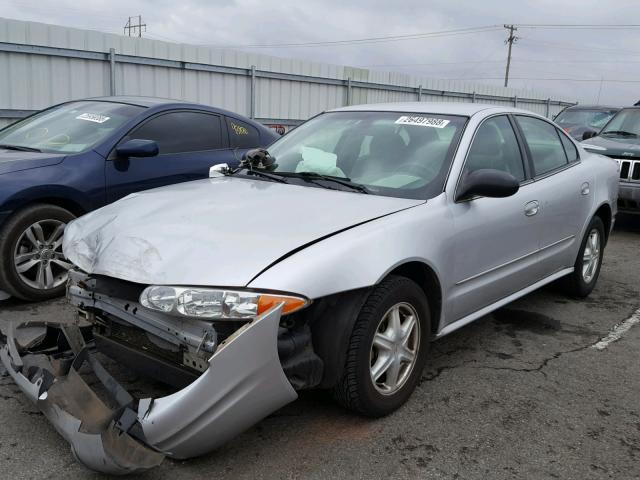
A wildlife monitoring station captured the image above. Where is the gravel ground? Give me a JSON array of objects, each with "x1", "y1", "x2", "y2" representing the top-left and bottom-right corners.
[{"x1": 1, "y1": 216, "x2": 639, "y2": 480}]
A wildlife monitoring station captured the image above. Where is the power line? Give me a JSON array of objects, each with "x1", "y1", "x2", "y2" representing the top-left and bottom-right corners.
[
  {"x1": 200, "y1": 25, "x2": 502, "y2": 48},
  {"x1": 515, "y1": 24, "x2": 640, "y2": 29},
  {"x1": 359, "y1": 58, "x2": 640, "y2": 68}
]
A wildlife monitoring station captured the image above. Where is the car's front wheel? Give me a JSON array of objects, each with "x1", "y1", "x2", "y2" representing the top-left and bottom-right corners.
[
  {"x1": 334, "y1": 275, "x2": 430, "y2": 417},
  {"x1": 0, "y1": 204, "x2": 76, "y2": 301}
]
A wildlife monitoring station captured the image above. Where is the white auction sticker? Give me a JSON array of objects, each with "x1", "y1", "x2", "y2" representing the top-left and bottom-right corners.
[
  {"x1": 395, "y1": 116, "x2": 450, "y2": 128},
  {"x1": 76, "y1": 113, "x2": 110, "y2": 123}
]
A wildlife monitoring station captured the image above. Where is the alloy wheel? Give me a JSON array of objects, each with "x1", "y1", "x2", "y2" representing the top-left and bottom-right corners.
[
  {"x1": 582, "y1": 228, "x2": 601, "y2": 284},
  {"x1": 369, "y1": 302, "x2": 421, "y2": 395},
  {"x1": 13, "y1": 219, "x2": 72, "y2": 291}
]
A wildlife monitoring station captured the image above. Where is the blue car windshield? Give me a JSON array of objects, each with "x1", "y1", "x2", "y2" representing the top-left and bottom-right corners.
[{"x1": 0, "y1": 101, "x2": 144, "y2": 154}]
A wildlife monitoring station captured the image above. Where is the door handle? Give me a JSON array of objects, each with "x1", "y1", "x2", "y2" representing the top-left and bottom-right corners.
[
  {"x1": 581, "y1": 182, "x2": 590, "y2": 195},
  {"x1": 524, "y1": 200, "x2": 539, "y2": 217}
]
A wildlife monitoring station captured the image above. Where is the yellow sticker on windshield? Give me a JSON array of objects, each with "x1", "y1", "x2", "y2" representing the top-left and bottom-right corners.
[
  {"x1": 76, "y1": 113, "x2": 110, "y2": 124},
  {"x1": 395, "y1": 116, "x2": 449, "y2": 128},
  {"x1": 230, "y1": 122, "x2": 248, "y2": 135}
]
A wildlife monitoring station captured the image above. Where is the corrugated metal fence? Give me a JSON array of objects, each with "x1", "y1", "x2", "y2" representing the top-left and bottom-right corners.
[{"x1": 0, "y1": 18, "x2": 575, "y2": 130}]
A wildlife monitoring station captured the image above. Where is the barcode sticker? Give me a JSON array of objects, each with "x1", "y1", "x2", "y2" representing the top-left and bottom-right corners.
[
  {"x1": 76, "y1": 113, "x2": 110, "y2": 124},
  {"x1": 395, "y1": 116, "x2": 450, "y2": 128}
]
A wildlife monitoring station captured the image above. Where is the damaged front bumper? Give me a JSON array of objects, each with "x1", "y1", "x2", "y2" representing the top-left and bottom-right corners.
[{"x1": 0, "y1": 293, "x2": 298, "y2": 474}]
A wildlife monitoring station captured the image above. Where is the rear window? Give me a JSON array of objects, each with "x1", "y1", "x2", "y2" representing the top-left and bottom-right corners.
[
  {"x1": 226, "y1": 117, "x2": 261, "y2": 149},
  {"x1": 516, "y1": 116, "x2": 568, "y2": 176}
]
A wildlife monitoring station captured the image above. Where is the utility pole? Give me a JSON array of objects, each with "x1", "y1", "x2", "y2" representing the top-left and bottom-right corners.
[
  {"x1": 124, "y1": 15, "x2": 146, "y2": 37},
  {"x1": 596, "y1": 76, "x2": 604, "y2": 104},
  {"x1": 503, "y1": 24, "x2": 518, "y2": 87}
]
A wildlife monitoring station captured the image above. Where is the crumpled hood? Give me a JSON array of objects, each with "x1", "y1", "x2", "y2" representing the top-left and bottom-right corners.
[
  {"x1": 63, "y1": 176, "x2": 424, "y2": 287},
  {"x1": 0, "y1": 149, "x2": 66, "y2": 175}
]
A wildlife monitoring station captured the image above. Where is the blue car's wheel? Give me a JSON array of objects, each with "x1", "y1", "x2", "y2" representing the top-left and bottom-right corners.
[{"x1": 0, "y1": 204, "x2": 75, "y2": 301}]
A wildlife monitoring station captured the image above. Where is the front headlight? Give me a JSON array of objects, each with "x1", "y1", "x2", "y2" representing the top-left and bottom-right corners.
[{"x1": 140, "y1": 286, "x2": 308, "y2": 319}]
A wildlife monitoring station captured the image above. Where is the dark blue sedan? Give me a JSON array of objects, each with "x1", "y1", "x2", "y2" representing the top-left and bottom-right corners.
[{"x1": 0, "y1": 96, "x2": 278, "y2": 301}]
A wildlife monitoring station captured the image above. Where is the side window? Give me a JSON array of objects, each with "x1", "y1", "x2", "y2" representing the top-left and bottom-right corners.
[
  {"x1": 128, "y1": 111, "x2": 223, "y2": 154},
  {"x1": 516, "y1": 116, "x2": 568, "y2": 175},
  {"x1": 464, "y1": 115, "x2": 525, "y2": 182},
  {"x1": 226, "y1": 117, "x2": 260, "y2": 149},
  {"x1": 558, "y1": 130, "x2": 579, "y2": 162}
]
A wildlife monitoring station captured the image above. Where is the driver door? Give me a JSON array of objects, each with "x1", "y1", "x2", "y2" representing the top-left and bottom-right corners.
[
  {"x1": 105, "y1": 110, "x2": 237, "y2": 203},
  {"x1": 447, "y1": 115, "x2": 543, "y2": 322}
]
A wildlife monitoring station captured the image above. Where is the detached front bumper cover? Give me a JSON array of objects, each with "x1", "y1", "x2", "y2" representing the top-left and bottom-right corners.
[{"x1": 0, "y1": 303, "x2": 298, "y2": 475}]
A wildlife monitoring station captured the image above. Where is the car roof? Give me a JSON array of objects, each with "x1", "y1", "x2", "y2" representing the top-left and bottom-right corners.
[
  {"x1": 86, "y1": 96, "x2": 198, "y2": 108},
  {"x1": 76, "y1": 96, "x2": 274, "y2": 133},
  {"x1": 330, "y1": 102, "x2": 539, "y2": 117},
  {"x1": 562, "y1": 104, "x2": 620, "y2": 111}
]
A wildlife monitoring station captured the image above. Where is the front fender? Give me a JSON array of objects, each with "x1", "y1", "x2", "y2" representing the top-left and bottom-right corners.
[{"x1": 247, "y1": 195, "x2": 452, "y2": 301}]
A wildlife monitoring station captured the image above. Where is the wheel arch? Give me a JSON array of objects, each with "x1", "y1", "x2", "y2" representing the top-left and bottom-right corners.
[
  {"x1": 385, "y1": 261, "x2": 443, "y2": 336},
  {"x1": 593, "y1": 202, "x2": 612, "y2": 245},
  {"x1": 1, "y1": 189, "x2": 90, "y2": 229}
]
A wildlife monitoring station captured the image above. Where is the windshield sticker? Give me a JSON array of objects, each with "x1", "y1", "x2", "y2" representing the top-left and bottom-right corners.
[
  {"x1": 76, "y1": 113, "x2": 110, "y2": 124},
  {"x1": 395, "y1": 116, "x2": 450, "y2": 128}
]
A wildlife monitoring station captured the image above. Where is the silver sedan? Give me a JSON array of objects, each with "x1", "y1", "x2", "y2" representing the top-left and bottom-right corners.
[{"x1": 1, "y1": 102, "x2": 619, "y2": 474}]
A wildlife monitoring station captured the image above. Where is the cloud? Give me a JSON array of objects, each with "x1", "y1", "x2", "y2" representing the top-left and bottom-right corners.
[{"x1": 3, "y1": 0, "x2": 640, "y2": 104}]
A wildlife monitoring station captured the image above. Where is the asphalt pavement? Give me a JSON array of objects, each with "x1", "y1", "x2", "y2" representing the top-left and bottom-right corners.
[{"x1": 1, "y1": 216, "x2": 639, "y2": 479}]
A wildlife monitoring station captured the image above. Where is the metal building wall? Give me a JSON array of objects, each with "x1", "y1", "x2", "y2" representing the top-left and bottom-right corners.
[{"x1": 0, "y1": 17, "x2": 573, "y2": 129}]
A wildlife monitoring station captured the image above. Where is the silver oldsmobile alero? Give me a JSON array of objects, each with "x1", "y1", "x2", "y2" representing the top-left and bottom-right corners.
[{"x1": 1, "y1": 102, "x2": 619, "y2": 473}]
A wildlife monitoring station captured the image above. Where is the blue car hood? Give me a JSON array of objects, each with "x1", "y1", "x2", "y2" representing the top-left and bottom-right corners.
[{"x1": 0, "y1": 149, "x2": 66, "y2": 175}]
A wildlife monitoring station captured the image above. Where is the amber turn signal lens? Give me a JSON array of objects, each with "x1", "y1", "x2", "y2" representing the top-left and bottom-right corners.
[{"x1": 257, "y1": 294, "x2": 308, "y2": 316}]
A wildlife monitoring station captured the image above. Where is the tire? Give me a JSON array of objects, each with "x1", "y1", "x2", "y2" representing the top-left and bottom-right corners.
[
  {"x1": 560, "y1": 216, "x2": 605, "y2": 298},
  {"x1": 0, "y1": 204, "x2": 76, "y2": 301},
  {"x1": 333, "y1": 275, "x2": 430, "y2": 417}
]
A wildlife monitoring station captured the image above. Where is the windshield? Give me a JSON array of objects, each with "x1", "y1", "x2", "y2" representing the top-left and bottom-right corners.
[
  {"x1": 266, "y1": 111, "x2": 467, "y2": 199},
  {"x1": 555, "y1": 109, "x2": 618, "y2": 129},
  {"x1": 0, "y1": 101, "x2": 144, "y2": 153},
  {"x1": 600, "y1": 109, "x2": 640, "y2": 136}
]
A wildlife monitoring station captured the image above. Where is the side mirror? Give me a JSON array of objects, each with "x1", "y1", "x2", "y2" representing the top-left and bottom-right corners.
[
  {"x1": 582, "y1": 130, "x2": 597, "y2": 141},
  {"x1": 456, "y1": 169, "x2": 519, "y2": 202},
  {"x1": 116, "y1": 139, "x2": 159, "y2": 158},
  {"x1": 209, "y1": 163, "x2": 229, "y2": 178}
]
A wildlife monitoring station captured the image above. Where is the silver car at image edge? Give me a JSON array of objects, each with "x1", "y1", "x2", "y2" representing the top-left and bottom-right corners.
[{"x1": 0, "y1": 102, "x2": 619, "y2": 474}]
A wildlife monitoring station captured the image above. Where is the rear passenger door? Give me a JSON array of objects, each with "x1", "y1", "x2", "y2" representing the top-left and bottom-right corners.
[
  {"x1": 514, "y1": 115, "x2": 593, "y2": 275},
  {"x1": 106, "y1": 110, "x2": 238, "y2": 202}
]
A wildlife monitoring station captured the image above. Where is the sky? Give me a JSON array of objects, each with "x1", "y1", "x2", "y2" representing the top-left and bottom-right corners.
[{"x1": 3, "y1": 0, "x2": 640, "y2": 105}]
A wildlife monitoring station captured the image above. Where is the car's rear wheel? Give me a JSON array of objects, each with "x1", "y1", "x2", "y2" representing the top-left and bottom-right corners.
[
  {"x1": 561, "y1": 216, "x2": 605, "y2": 298},
  {"x1": 333, "y1": 275, "x2": 430, "y2": 417},
  {"x1": 0, "y1": 204, "x2": 76, "y2": 301}
]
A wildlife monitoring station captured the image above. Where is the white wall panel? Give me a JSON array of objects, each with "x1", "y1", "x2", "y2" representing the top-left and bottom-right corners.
[{"x1": 0, "y1": 18, "x2": 574, "y2": 127}]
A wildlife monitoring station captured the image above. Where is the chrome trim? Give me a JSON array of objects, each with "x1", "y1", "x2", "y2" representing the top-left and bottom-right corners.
[
  {"x1": 455, "y1": 234, "x2": 575, "y2": 285},
  {"x1": 614, "y1": 158, "x2": 640, "y2": 182}
]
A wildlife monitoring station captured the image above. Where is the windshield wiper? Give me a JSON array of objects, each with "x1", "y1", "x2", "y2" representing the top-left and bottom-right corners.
[
  {"x1": 238, "y1": 167, "x2": 289, "y2": 184},
  {"x1": 0, "y1": 144, "x2": 42, "y2": 152},
  {"x1": 279, "y1": 171, "x2": 369, "y2": 194},
  {"x1": 600, "y1": 130, "x2": 638, "y2": 137}
]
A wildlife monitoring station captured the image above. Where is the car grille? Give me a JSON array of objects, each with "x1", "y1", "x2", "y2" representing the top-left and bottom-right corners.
[{"x1": 611, "y1": 157, "x2": 640, "y2": 182}]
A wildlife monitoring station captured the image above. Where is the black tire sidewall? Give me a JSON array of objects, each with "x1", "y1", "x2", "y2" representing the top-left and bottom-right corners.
[
  {"x1": 354, "y1": 277, "x2": 430, "y2": 416},
  {"x1": 0, "y1": 204, "x2": 75, "y2": 301}
]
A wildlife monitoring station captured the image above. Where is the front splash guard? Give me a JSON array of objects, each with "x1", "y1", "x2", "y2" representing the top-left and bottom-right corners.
[{"x1": 0, "y1": 304, "x2": 298, "y2": 474}]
